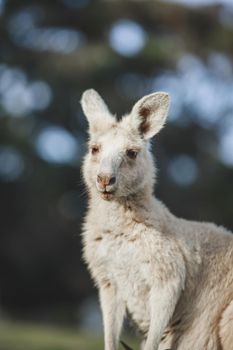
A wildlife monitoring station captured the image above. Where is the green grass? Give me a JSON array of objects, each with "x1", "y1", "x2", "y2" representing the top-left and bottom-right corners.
[{"x1": 0, "y1": 322, "x2": 138, "y2": 350}]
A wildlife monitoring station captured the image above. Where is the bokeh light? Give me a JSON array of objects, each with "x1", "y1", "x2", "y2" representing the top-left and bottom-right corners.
[
  {"x1": 168, "y1": 154, "x2": 199, "y2": 186},
  {"x1": 116, "y1": 73, "x2": 148, "y2": 99},
  {"x1": 109, "y1": 19, "x2": 147, "y2": 57},
  {"x1": 8, "y1": 9, "x2": 85, "y2": 54},
  {"x1": 0, "y1": 65, "x2": 52, "y2": 117},
  {"x1": 13, "y1": 27, "x2": 85, "y2": 54},
  {"x1": 0, "y1": 146, "x2": 25, "y2": 181},
  {"x1": 29, "y1": 81, "x2": 52, "y2": 111},
  {"x1": 35, "y1": 126, "x2": 79, "y2": 164},
  {"x1": 219, "y1": 125, "x2": 233, "y2": 167},
  {"x1": 154, "y1": 54, "x2": 233, "y2": 126}
]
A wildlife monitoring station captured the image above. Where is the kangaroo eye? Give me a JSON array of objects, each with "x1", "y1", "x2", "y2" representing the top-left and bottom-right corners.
[
  {"x1": 91, "y1": 146, "x2": 99, "y2": 155},
  {"x1": 126, "y1": 149, "x2": 138, "y2": 159}
]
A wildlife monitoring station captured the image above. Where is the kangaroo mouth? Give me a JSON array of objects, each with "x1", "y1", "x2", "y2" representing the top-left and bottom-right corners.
[{"x1": 100, "y1": 190, "x2": 115, "y2": 200}]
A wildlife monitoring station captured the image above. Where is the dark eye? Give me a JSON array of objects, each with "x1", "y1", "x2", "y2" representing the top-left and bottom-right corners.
[
  {"x1": 126, "y1": 149, "x2": 138, "y2": 159},
  {"x1": 91, "y1": 146, "x2": 99, "y2": 155}
]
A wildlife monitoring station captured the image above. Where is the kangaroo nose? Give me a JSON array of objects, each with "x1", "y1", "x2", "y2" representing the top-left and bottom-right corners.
[{"x1": 97, "y1": 174, "x2": 116, "y2": 187}]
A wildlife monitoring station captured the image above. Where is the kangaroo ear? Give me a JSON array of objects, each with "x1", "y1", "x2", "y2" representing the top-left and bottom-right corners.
[
  {"x1": 81, "y1": 89, "x2": 115, "y2": 133},
  {"x1": 131, "y1": 92, "x2": 170, "y2": 139}
]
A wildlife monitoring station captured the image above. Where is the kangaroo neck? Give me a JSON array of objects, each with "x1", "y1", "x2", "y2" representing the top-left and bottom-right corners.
[{"x1": 90, "y1": 185, "x2": 163, "y2": 228}]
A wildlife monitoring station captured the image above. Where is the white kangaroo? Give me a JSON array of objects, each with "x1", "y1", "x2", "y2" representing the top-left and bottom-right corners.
[{"x1": 81, "y1": 89, "x2": 233, "y2": 350}]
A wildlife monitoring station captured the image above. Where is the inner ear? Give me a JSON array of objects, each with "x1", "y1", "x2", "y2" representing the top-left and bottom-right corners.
[
  {"x1": 139, "y1": 106, "x2": 152, "y2": 135},
  {"x1": 132, "y1": 92, "x2": 170, "y2": 139}
]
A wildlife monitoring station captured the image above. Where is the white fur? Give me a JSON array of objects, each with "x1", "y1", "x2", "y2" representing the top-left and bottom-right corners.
[
  {"x1": 81, "y1": 89, "x2": 233, "y2": 350},
  {"x1": 131, "y1": 92, "x2": 170, "y2": 138},
  {"x1": 81, "y1": 89, "x2": 115, "y2": 133}
]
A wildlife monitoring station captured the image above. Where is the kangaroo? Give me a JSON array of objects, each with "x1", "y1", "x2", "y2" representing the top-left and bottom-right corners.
[{"x1": 81, "y1": 89, "x2": 233, "y2": 350}]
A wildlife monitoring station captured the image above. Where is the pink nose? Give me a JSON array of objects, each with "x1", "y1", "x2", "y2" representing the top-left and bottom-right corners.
[{"x1": 97, "y1": 174, "x2": 116, "y2": 187}]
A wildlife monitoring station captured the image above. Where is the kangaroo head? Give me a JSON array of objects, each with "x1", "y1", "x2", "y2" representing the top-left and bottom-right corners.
[{"x1": 81, "y1": 89, "x2": 170, "y2": 201}]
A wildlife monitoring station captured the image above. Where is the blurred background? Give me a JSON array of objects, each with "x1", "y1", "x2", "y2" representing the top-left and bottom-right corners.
[{"x1": 0, "y1": 0, "x2": 233, "y2": 349}]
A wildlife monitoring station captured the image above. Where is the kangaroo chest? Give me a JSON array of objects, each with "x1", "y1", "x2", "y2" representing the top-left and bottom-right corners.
[
  {"x1": 96, "y1": 232, "x2": 152, "y2": 289},
  {"x1": 87, "y1": 222, "x2": 155, "y2": 332}
]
